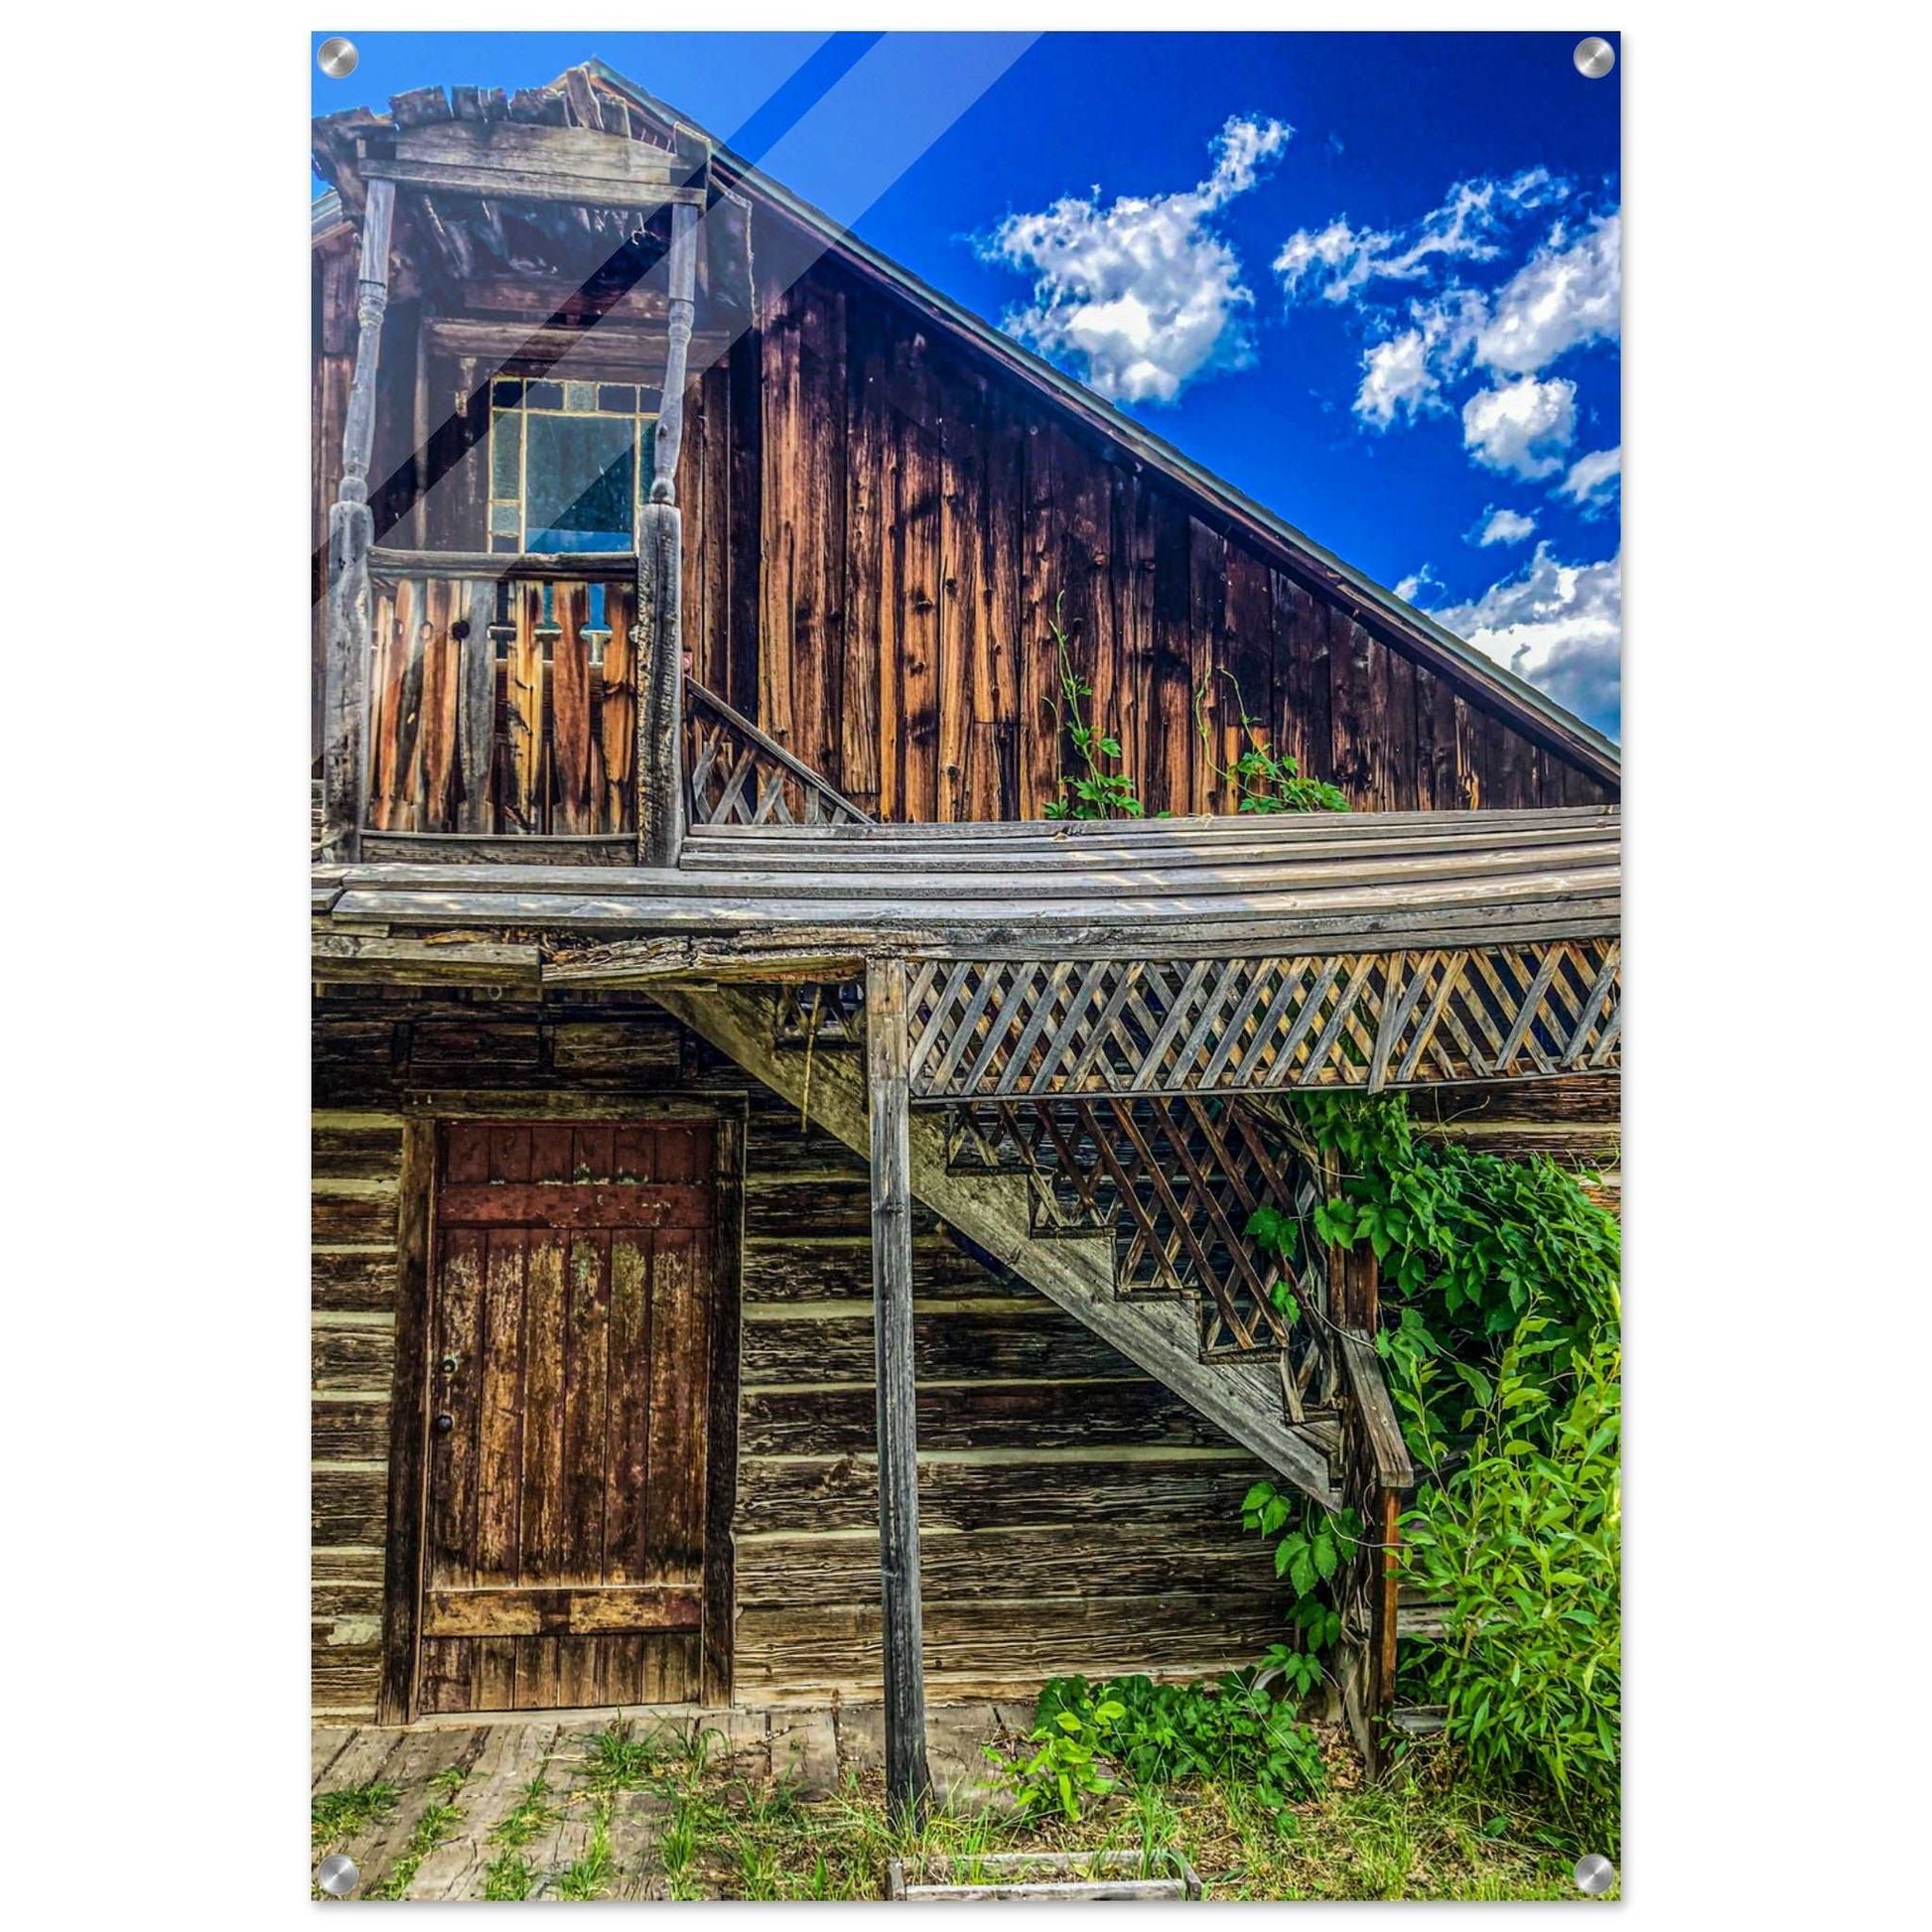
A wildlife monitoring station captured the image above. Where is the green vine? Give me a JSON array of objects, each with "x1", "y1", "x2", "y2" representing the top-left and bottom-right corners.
[
  {"x1": 1276, "y1": 1092, "x2": 1622, "y2": 1833},
  {"x1": 1198, "y1": 672, "x2": 1350, "y2": 814},
  {"x1": 1041, "y1": 598, "x2": 1145, "y2": 820},
  {"x1": 1032, "y1": 595, "x2": 1619, "y2": 1832}
]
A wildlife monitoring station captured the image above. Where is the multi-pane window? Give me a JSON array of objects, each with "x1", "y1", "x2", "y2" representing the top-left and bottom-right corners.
[{"x1": 488, "y1": 378, "x2": 659, "y2": 554}]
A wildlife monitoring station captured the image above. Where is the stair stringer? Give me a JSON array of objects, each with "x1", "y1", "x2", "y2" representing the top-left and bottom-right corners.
[{"x1": 651, "y1": 980, "x2": 1339, "y2": 1507}]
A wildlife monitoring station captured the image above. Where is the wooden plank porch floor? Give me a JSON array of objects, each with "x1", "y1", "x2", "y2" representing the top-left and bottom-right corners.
[{"x1": 311, "y1": 1701, "x2": 1020, "y2": 1899}]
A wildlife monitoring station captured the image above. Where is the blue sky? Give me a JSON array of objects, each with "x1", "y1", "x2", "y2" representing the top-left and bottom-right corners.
[{"x1": 316, "y1": 31, "x2": 1621, "y2": 736}]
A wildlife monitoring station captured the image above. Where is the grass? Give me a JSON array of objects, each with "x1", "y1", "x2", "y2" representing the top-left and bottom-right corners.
[
  {"x1": 513, "y1": 1711, "x2": 723, "y2": 1900},
  {"x1": 481, "y1": 1769, "x2": 559, "y2": 1901},
  {"x1": 363, "y1": 1765, "x2": 469, "y2": 1900},
  {"x1": 311, "y1": 1779, "x2": 397, "y2": 1851},
  {"x1": 317, "y1": 1715, "x2": 1616, "y2": 1901},
  {"x1": 482, "y1": 1851, "x2": 537, "y2": 1901},
  {"x1": 554, "y1": 1808, "x2": 616, "y2": 1900},
  {"x1": 611, "y1": 1723, "x2": 1617, "y2": 1903}
]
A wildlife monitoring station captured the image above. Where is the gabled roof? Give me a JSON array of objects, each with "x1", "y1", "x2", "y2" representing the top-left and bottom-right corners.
[
  {"x1": 584, "y1": 62, "x2": 1619, "y2": 785},
  {"x1": 313, "y1": 59, "x2": 1620, "y2": 784}
]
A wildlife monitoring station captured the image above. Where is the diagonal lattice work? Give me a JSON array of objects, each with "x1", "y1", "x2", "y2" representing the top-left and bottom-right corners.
[
  {"x1": 906, "y1": 942, "x2": 1619, "y2": 1101},
  {"x1": 686, "y1": 680, "x2": 871, "y2": 829},
  {"x1": 771, "y1": 981, "x2": 867, "y2": 1049},
  {"x1": 944, "y1": 1095, "x2": 1339, "y2": 1403}
]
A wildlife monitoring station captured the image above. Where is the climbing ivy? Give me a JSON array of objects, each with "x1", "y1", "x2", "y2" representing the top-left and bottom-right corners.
[{"x1": 1266, "y1": 1091, "x2": 1622, "y2": 1833}]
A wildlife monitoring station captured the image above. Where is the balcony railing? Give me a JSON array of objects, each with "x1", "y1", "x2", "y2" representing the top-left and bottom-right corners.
[
  {"x1": 363, "y1": 548, "x2": 636, "y2": 848},
  {"x1": 352, "y1": 548, "x2": 869, "y2": 860},
  {"x1": 685, "y1": 680, "x2": 872, "y2": 829}
]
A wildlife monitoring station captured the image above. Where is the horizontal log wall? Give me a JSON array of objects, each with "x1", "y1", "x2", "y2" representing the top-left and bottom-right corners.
[
  {"x1": 315, "y1": 992, "x2": 1619, "y2": 1720},
  {"x1": 312, "y1": 1107, "x2": 404, "y2": 1719},
  {"x1": 1411, "y1": 1072, "x2": 1621, "y2": 1217},
  {"x1": 312, "y1": 991, "x2": 1293, "y2": 1716}
]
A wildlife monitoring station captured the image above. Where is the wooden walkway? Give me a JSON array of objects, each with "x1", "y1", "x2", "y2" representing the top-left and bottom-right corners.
[{"x1": 311, "y1": 1702, "x2": 1018, "y2": 1900}]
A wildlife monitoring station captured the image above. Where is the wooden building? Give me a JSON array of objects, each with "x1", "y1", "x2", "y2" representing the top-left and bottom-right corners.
[{"x1": 311, "y1": 64, "x2": 1620, "y2": 1803}]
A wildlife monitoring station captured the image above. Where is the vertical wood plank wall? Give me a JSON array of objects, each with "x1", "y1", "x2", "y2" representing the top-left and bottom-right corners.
[
  {"x1": 313, "y1": 991, "x2": 1619, "y2": 1723},
  {"x1": 736, "y1": 254, "x2": 1615, "y2": 822},
  {"x1": 315, "y1": 234, "x2": 1616, "y2": 814}
]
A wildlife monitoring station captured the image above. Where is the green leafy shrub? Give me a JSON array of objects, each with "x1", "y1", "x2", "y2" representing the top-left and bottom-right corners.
[
  {"x1": 994, "y1": 1673, "x2": 1326, "y2": 1823},
  {"x1": 993, "y1": 1690, "x2": 1126, "y2": 1820},
  {"x1": 1401, "y1": 1327, "x2": 1621, "y2": 1832},
  {"x1": 1269, "y1": 1091, "x2": 1621, "y2": 1837},
  {"x1": 1297, "y1": 1094, "x2": 1618, "y2": 1350}
]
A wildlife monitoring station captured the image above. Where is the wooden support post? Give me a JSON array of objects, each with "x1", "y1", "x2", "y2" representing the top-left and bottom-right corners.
[
  {"x1": 1373, "y1": 1485, "x2": 1402, "y2": 1719},
  {"x1": 635, "y1": 198, "x2": 701, "y2": 868},
  {"x1": 635, "y1": 501, "x2": 685, "y2": 867},
  {"x1": 652, "y1": 199, "x2": 699, "y2": 493},
  {"x1": 321, "y1": 178, "x2": 396, "y2": 863},
  {"x1": 866, "y1": 953, "x2": 931, "y2": 1821}
]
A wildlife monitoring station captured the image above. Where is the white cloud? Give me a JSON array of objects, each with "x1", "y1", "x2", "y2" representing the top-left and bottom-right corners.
[
  {"x1": 981, "y1": 115, "x2": 1292, "y2": 404},
  {"x1": 1355, "y1": 330, "x2": 1438, "y2": 427},
  {"x1": 1281, "y1": 174, "x2": 1617, "y2": 488},
  {"x1": 1462, "y1": 375, "x2": 1578, "y2": 479},
  {"x1": 1472, "y1": 506, "x2": 1537, "y2": 547},
  {"x1": 1394, "y1": 564, "x2": 1447, "y2": 605},
  {"x1": 1275, "y1": 170, "x2": 1567, "y2": 305},
  {"x1": 1352, "y1": 288, "x2": 1484, "y2": 427},
  {"x1": 1557, "y1": 445, "x2": 1622, "y2": 516},
  {"x1": 1428, "y1": 542, "x2": 1621, "y2": 732},
  {"x1": 1475, "y1": 212, "x2": 1620, "y2": 375}
]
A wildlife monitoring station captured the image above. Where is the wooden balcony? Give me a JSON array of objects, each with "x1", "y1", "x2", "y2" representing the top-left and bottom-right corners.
[{"x1": 356, "y1": 548, "x2": 871, "y2": 865}]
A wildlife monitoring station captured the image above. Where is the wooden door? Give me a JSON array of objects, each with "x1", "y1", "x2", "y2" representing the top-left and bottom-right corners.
[{"x1": 416, "y1": 1118, "x2": 719, "y2": 1714}]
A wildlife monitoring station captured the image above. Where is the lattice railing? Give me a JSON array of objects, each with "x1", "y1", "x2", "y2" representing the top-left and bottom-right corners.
[
  {"x1": 943, "y1": 1095, "x2": 1338, "y2": 1398},
  {"x1": 685, "y1": 680, "x2": 871, "y2": 828},
  {"x1": 906, "y1": 943, "x2": 1619, "y2": 1100}
]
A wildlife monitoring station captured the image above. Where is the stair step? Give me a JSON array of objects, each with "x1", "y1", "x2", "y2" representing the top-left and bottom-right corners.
[
  {"x1": 1390, "y1": 1704, "x2": 1448, "y2": 1736},
  {"x1": 653, "y1": 980, "x2": 1342, "y2": 1509}
]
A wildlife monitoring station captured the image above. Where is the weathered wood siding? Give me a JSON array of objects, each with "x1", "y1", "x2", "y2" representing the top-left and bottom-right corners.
[
  {"x1": 314, "y1": 991, "x2": 1617, "y2": 1721},
  {"x1": 312, "y1": 992, "x2": 1295, "y2": 1718},
  {"x1": 312, "y1": 223, "x2": 358, "y2": 757},
  {"x1": 314, "y1": 215, "x2": 1616, "y2": 816},
  {"x1": 312, "y1": 1104, "x2": 406, "y2": 1720},
  {"x1": 740, "y1": 248, "x2": 1616, "y2": 822}
]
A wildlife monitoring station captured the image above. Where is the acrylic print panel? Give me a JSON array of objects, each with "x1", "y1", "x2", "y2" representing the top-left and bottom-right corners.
[{"x1": 311, "y1": 29, "x2": 1620, "y2": 1902}]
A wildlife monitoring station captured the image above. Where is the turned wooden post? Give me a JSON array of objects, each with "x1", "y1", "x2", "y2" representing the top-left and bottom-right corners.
[
  {"x1": 636, "y1": 198, "x2": 701, "y2": 867},
  {"x1": 866, "y1": 953, "x2": 931, "y2": 1821},
  {"x1": 320, "y1": 178, "x2": 396, "y2": 863}
]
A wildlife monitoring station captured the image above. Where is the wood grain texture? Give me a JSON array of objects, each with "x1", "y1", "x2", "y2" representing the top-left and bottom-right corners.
[
  {"x1": 866, "y1": 955, "x2": 932, "y2": 1814},
  {"x1": 721, "y1": 265, "x2": 1615, "y2": 824},
  {"x1": 314, "y1": 991, "x2": 1614, "y2": 1720},
  {"x1": 404, "y1": 1115, "x2": 725, "y2": 1714}
]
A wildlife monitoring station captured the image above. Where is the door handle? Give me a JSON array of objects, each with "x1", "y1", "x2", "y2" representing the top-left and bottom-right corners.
[{"x1": 433, "y1": 1412, "x2": 455, "y2": 1437}]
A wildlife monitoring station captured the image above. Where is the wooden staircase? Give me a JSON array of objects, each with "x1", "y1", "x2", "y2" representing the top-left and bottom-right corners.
[
  {"x1": 652, "y1": 978, "x2": 1343, "y2": 1504},
  {"x1": 658, "y1": 725, "x2": 1422, "y2": 1749},
  {"x1": 654, "y1": 975, "x2": 1435, "y2": 1763}
]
